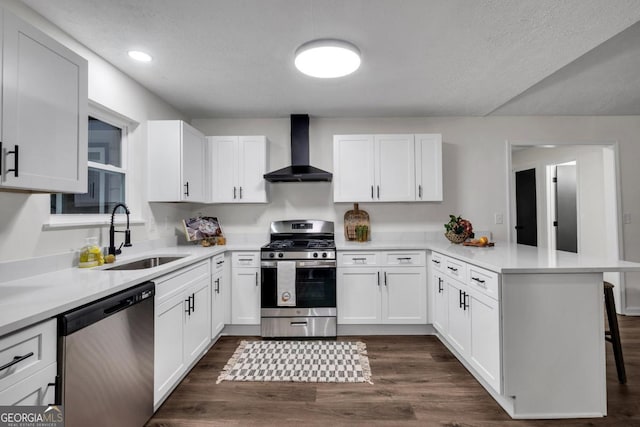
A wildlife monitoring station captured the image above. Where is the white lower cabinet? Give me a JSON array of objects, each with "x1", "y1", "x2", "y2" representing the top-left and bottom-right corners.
[
  {"x1": 338, "y1": 251, "x2": 426, "y2": 325},
  {"x1": 211, "y1": 253, "x2": 227, "y2": 338},
  {"x1": 431, "y1": 251, "x2": 501, "y2": 393},
  {"x1": 0, "y1": 318, "x2": 57, "y2": 406},
  {"x1": 154, "y1": 260, "x2": 211, "y2": 407},
  {"x1": 231, "y1": 252, "x2": 260, "y2": 325}
]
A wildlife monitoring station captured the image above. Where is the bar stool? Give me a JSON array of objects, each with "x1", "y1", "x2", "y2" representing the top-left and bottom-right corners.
[{"x1": 604, "y1": 281, "x2": 626, "y2": 384}]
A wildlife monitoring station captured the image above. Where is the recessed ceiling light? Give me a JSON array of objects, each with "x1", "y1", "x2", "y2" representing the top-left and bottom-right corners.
[
  {"x1": 294, "y1": 39, "x2": 360, "y2": 78},
  {"x1": 128, "y1": 50, "x2": 152, "y2": 62}
]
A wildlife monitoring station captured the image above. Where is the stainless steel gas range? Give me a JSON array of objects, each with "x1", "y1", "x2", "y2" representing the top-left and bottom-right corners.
[{"x1": 260, "y1": 220, "x2": 337, "y2": 338}]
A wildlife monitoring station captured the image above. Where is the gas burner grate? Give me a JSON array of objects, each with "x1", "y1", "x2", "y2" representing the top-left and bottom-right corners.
[{"x1": 268, "y1": 240, "x2": 294, "y2": 249}]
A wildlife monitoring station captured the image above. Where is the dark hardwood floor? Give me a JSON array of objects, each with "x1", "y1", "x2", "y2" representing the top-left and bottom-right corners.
[{"x1": 147, "y1": 315, "x2": 640, "y2": 426}]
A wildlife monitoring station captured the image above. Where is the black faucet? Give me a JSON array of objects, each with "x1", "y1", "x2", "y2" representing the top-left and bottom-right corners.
[{"x1": 108, "y1": 203, "x2": 132, "y2": 255}]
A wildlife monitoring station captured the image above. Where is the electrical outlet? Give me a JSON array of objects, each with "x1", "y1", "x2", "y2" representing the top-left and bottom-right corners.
[{"x1": 494, "y1": 213, "x2": 504, "y2": 224}]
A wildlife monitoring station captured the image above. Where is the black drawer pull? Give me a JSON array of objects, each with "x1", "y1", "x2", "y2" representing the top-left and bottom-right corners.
[
  {"x1": 448, "y1": 266, "x2": 458, "y2": 272},
  {"x1": 6, "y1": 145, "x2": 18, "y2": 177},
  {"x1": 432, "y1": 259, "x2": 440, "y2": 264},
  {"x1": 438, "y1": 278, "x2": 443, "y2": 293},
  {"x1": 0, "y1": 352, "x2": 34, "y2": 371},
  {"x1": 471, "y1": 276, "x2": 486, "y2": 284}
]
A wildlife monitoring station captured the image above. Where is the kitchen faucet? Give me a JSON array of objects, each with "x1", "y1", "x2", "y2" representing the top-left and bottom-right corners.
[{"x1": 108, "y1": 203, "x2": 132, "y2": 255}]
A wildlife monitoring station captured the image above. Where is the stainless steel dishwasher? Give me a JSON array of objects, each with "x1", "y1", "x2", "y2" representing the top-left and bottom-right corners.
[{"x1": 59, "y1": 281, "x2": 155, "y2": 427}]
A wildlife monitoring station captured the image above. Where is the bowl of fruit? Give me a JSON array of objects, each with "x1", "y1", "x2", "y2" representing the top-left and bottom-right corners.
[{"x1": 444, "y1": 215, "x2": 474, "y2": 244}]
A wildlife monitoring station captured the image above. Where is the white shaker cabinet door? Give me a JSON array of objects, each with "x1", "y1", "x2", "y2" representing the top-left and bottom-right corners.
[
  {"x1": 432, "y1": 271, "x2": 448, "y2": 334},
  {"x1": 238, "y1": 136, "x2": 268, "y2": 202},
  {"x1": 337, "y1": 267, "x2": 381, "y2": 324},
  {"x1": 468, "y1": 291, "x2": 501, "y2": 393},
  {"x1": 333, "y1": 135, "x2": 375, "y2": 202},
  {"x1": 181, "y1": 123, "x2": 206, "y2": 202},
  {"x1": 1, "y1": 11, "x2": 87, "y2": 192},
  {"x1": 375, "y1": 134, "x2": 415, "y2": 201},
  {"x1": 154, "y1": 292, "x2": 186, "y2": 406},
  {"x1": 231, "y1": 268, "x2": 261, "y2": 324},
  {"x1": 415, "y1": 134, "x2": 442, "y2": 201},
  {"x1": 183, "y1": 277, "x2": 211, "y2": 364},
  {"x1": 382, "y1": 267, "x2": 426, "y2": 324},
  {"x1": 445, "y1": 278, "x2": 471, "y2": 356}
]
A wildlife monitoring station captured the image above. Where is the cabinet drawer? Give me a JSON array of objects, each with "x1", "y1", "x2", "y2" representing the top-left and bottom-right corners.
[
  {"x1": 468, "y1": 264, "x2": 499, "y2": 300},
  {"x1": 338, "y1": 252, "x2": 378, "y2": 266},
  {"x1": 0, "y1": 319, "x2": 56, "y2": 393},
  {"x1": 444, "y1": 256, "x2": 466, "y2": 282},
  {"x1": 232, "y1": 252, "x2": 259, "y2": 268},
  {"x1": 0, "y1": 362, "x2": 56, "y2": 406},
  {"x1": 383, "y1": 251, "x2": 425, "y2": 266},
  {"x1": 430, "y1": 252, "x2": 444, "y2": 271},
  {"x1": 156, "y1": 260, "x2": 210, "y2": 301},
  {"x1": 212, "y1": 253, "x2": 225, "y2": 273}
]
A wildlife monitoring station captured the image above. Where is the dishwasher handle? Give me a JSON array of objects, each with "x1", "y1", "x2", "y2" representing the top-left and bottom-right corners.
[{"x1": 60, "y1": 281, "x2": 155, "y2": 336}]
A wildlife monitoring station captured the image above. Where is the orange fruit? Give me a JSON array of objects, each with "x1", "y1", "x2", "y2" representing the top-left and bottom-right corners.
[{"x1": 478, "y1": 236, "x2": 489, "y2": 245}]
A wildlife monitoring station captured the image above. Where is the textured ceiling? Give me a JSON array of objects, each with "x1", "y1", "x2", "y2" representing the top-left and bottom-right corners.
[{"x1": 19, "y1": 0, "x2": 640, "y2": 118}]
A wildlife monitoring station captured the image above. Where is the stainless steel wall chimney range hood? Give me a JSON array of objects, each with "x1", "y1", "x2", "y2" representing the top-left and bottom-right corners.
[{"x1": 263, "y1": 114, "x2": 333, "y2": 182}]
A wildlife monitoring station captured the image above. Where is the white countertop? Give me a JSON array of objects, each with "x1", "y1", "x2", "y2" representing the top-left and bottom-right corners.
[
  {"x1": 2, "y1": 238, "x2": 639, "y2": 337},
  {"x1": 0, "y1": 243, "x2": 256, "y2": 337},
  {"x1": 337, "y1": 240, "x2": 640, "y2": 274}
]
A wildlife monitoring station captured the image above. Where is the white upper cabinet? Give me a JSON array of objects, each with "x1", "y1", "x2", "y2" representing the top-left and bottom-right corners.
[
  {"x1": 1, "y1": 9, "x2": 88, "y2": 193},
  {"x1": 148, "y1": 120, "x2": 206, "y2": 202},
  {"x1": 375, "y1": 134, "x2": 416, "y2": 201},
  {"x1": 415, "y1": 134, "x2": 443, "y2": 201},
  {"x1": 333, "y1": 133, "x2": 441, "y2": 202},
  {"x1": 333, "y1": 134, "x2": 375, "y2": 202},
  {"x1": 207, "y1": 135, "x2": 268, "y2": 203}
]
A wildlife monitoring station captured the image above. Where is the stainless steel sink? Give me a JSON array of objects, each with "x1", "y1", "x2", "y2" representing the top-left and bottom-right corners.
[{"x1": 102, "y1": 256, "x2": 186, "y2": 271}]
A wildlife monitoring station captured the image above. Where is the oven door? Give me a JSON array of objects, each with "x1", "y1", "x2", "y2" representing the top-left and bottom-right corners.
[{"x1": 261, "y1": 260, "x2": 336, "y2": 309}]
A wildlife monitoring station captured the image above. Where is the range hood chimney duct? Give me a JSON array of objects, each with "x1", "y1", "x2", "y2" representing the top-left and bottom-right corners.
[{"x1": 263, "y1": 114, "x2": 333, "y2": 182}]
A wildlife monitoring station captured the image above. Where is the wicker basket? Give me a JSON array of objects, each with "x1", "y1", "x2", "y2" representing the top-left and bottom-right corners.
[{"x1": 445, "y1": 230, "x2": 470, "y2": 244}]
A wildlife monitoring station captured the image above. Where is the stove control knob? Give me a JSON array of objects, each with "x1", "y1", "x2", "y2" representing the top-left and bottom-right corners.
[
  {"x1": 278, "y1": 253, "x2": 284, "y2": 258},
  {"x1": 313, "y1": 253, "x2": 319, "y2": 258},
  {"x1": 269, "y1": 253, "x2": 275, "y2": 258},
  {"x1": 322, "y1": 252, "x2": 328, "y2": 258},
  {"x1": 282, "y1": 292, "x2": 291, "y2": 302}
]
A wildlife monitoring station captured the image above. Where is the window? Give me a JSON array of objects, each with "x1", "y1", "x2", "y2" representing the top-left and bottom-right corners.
[{"x1": 50, "y1": 110, "x2": 129, "y2": 216}]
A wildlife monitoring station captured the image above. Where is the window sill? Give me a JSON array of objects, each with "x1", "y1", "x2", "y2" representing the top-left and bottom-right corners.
[{"x1": 43, "y1": 215, "x2": 145, "y2": 230}]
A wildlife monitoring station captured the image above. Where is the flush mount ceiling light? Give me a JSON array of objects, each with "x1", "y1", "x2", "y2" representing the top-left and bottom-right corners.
[
  {"x1": 294, "y1": 39, "x2": 361, "y2": 78},
  {"x1": 128, "y1": 50, "x2": 152, "y2": 62}
]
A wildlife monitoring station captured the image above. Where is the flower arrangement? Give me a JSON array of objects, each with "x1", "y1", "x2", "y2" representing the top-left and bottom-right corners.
[{"x1": 444, "y1": 215, "x2": 474, "y2": 243}]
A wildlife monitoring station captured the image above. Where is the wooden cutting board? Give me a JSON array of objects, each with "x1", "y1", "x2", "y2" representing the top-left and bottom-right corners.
[{"x1": 462, "y1": 241, "x2": 495, "y2": 247}]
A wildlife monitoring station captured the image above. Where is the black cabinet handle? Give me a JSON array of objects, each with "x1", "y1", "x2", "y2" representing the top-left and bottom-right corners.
[
  {"x1": 239, "y1": 186, "x2": 243, "y2": 199},
  {"x1": 255, "y1": 272, "x2": 259, "y2": 286},
  {"x1": 371, "y1": 185, "x2": 374, "y2": 199},
  {"x1": 459, "y1": 289, "x2": 464, "y2": 308},
  {"x1": 432, "y1": 259, "x2": 440, "y2": 265},
  {"x1": 384, "y1": 271, "x2": 388, "y2": 287},
  {"x1": 233, "y1": 186, "x2": 237, "y2": 199},
  {"x1": 448, "y1": 266, "x2": 458, "y2": 272},
  {"x1": 215, "y1": 278, "x2": 220, "y2": 294},
  {"x1": 419, "y1": 184, "x2": 423, "y2": 198},
  {"x1": 191, "y1": 293, "x2": 195, "y2": 312},
  {"x1": 464, "y1": 292, "x2": 470, "y2": 310},
  {"x1": 6, "y1": 145, "x2": 18, "y2": 177},
  {"x1": 471, "y1": 276, "x2": 486, "y2": 284},
  {"x1": 377, "y1": 185, "x2": 380, "y2": 199},
  {"x1": 184, "y1": 181, "x2": 189, "y2": 197},
  {"x1": 1, "y1": 352, "x2": 34, "y2": 371},
  {"x1": 216, "y1": 260, "x2": 224, "y2": 265},
  {"x1": 438, "y1": 277, "x2": 443, "y2": 293},
  {"x1": 377, "y1": 271, "x2": 380, "y2": 287},
  {"x1": 185, "y1": 297, "x2": 191, "y2": 315}
]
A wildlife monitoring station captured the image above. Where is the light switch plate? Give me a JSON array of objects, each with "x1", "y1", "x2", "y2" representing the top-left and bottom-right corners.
[{"x1": 494, "y1": 213, "x2": 504, "y2": 224}]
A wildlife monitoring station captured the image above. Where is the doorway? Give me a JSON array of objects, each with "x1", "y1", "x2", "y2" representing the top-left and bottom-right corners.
[{"x1": 514, "y1": 168, "x2": 537, "y2": 246}]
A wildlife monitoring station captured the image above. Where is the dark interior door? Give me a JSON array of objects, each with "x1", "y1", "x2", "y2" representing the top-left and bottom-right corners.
[
  {"x1": 555, "y1": 164, "x2": 578, "y2": 253},
  {"x1": 515, "y1": 168, "x2": 538, "y2": 246}
]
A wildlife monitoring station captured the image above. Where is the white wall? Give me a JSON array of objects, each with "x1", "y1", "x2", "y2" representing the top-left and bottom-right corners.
[
  {"x1": 0, "y1": 0, "x2": 190, "y2": 262},
  {"x1": 192, "y1": 116, "x2": 640, "y2": 309}
]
